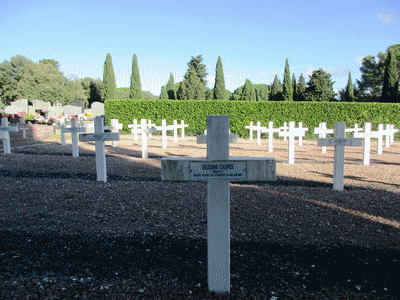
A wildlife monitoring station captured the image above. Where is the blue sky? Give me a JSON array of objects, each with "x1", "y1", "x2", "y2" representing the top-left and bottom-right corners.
[{"x1": 1, "y1": 0, "x2": 399, "y2": 96}]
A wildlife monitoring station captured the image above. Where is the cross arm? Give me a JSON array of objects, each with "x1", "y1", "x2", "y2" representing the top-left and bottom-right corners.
[{"x1": 197, "y1": 134, "x2": 239, "y2": 144}]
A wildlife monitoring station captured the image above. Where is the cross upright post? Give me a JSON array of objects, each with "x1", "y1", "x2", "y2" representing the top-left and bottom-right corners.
[
  {"x1": 140, "y1": 119, "x2": 157, "y2": 159},
  {"x1": 128, "y1": 119, "x2": 140, "y2": 141},
  {"x1": 314, "y1": 122, "x2": 334, "y2": 153},
  {"x1": 110, "y1": 119, "x2": 123, "y2": 147},
  {"x1": 61, "y1": 118, "x2": 86, "y2": 157},
  {"x1": 354, "y1": 123, "x2": 380, "y2": 165}
]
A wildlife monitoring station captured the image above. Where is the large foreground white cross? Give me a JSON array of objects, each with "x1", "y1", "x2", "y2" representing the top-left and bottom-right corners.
[
  {"x1": 61, "y1": 118, "x2": 86, "y2": 157},
  {"x1": 317, "y1": 122, "x2": 363, "y2": 190},
  {"x1": 79, "y1": 116, "x2": 120, "y2": 182},
  {"x1": 0, "y1": 118, "x2": 18, "y2": 154},
  {"x1": 161, "y1": 115, "x2": 276, "y2": 294},
  {"x1": 261, "y1": 121, "x2": 280, "y2": 152},
  {"x1": 278, "y1": 121, "x2": 306, "y2": 164},
  {"x1": 314, "y1": 122, "x2": 334, "y2": 153}
]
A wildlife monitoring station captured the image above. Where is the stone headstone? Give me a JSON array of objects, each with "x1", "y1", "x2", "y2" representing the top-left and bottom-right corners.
[
  {"x1": 71, "y1": 100, "x2": 85, "y2": 110},
  {"x1": 63, "y1": 105, "x2": 83, "y2": 116},
  {"x1": 31, "y1": 99, "x2": 51, "y2": 109},
  {"x1": 90, "y1": 102, "x2": 105, "y2": 117}
]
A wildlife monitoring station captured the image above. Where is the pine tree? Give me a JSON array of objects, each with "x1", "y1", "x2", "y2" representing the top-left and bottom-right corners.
[
  {"x1": 166, "y1": 73, "x2": 176, "y2": 100},
  {"x1": 129, "y1": 54, "x2": 143, "y2": 99},
  {"x1": 282, "y1": 58, "x2": 293, "y2": 101},
  {"x1": 292, "y1": 73, "x2": 297, "y2": 101},
  {"x1": 103, "y1": 54, "x2": 117, "y2": 100},
  {"x1": 241, "y1": 79, "x2": 256, "y2": 101},
  {"x1": 381, "y1": 48, "x2": 399, "y2": 103},
  {"x1": 187, "y1": 55, "x2": 208, "y2": 87},
  {"x1": 213, "y1": 56, "x2": 226, "y2": 100},
  {"x1": 345, "y1": 72, "x2": 355, "y2": 102},
  {"x1": 179, "y1": 55, "x2": 208, "y2": 99}
]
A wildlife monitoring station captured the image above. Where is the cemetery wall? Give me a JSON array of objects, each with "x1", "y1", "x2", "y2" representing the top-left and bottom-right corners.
[{"x1": 104, "y1": 99, "x2": 400, "y2": 139}]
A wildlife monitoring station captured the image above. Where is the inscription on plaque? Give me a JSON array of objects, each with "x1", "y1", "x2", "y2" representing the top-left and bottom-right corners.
[{"x1": 190, "y1": 161, "x2": 247, "y2": 180}]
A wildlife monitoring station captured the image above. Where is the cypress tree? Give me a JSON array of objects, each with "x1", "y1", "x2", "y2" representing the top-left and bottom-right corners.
[
  {"x1": 297, "y1": 73, "x2": 307, "y2": 101},
  {"x1": 103, "y1": 54, "x2": 117, "y2": 100},
  {"x1": 270, "y1": 75, "x2": 283, "y2": 101},
  {"x1": 345, "y1": 71, "x2": 355, "y2": 102},
  {"x1": 241, "y1": 79, "x2": 256, "y2": 101},
  {"x1": 213, "y1": 56, "x2": 226, "y2": 100},
  {"x1": 292, "y1": 73, "x2": 297, "y2": 101},
  {"x1": 129, "y1": 54, "x2": 143, "y2": 99},
  {"x1": 381, "y1": 48, "x2": 399, "y2": 103},
  {"x1": 166, "y1": 73, "x2": 176, "y2": 100},
  {"x1": 282, "y1": 58, "x2": 293, "y2": 101}
]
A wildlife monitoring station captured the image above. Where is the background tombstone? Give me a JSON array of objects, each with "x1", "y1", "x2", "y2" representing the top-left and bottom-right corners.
[
  {"x1": 71, "y1": 100, "x2": 85, "y2": 111},
  {"x1": 90, "y1": 102, "x2": 105, "y2": 117},
  {"x1": 63, "y1": 105, "x2": 83, "y2": 116}
]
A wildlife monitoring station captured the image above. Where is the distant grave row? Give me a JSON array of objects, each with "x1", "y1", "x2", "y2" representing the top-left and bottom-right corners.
[{"x1": 3, "y1": 99, "x2": 104, "y2": 118}]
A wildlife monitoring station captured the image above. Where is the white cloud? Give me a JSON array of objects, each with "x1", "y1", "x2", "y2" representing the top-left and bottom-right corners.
[{"x1": 377, "y1": 11, "x2": 398, "y2": 24}]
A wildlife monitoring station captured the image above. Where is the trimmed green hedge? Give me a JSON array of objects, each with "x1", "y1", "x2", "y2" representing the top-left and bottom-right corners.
[{"x1": 104, "y1": 100, "x2": 400, "y2": 139}]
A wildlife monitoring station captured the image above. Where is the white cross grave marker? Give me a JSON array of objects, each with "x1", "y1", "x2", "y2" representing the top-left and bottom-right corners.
[
  {"x1": 278, "y1": 121, "x2": 306, "y2": 164},
  {"x1": 261, "y1": 121, "x2": 280, "y2": 152},
  {"x1": 156, "y1": 119, "x2": 174, "y2": 148},
  {"x1": 245, "y1": 121, "x2": 265, "y2": 145},
  {"x1": 389, "y1": 124, "x2": 398, "y2": 144},
  {"x1": 279, "y1": 122, "x2": 289, "y2": 141},
  {"x1": 314, "y1": 122, "x2": 334, "y2": 153},
  {"x1": 147, "y1": 119, "x2": 156, "y2": 138},
  {"x1": 245, "y1": 121, "x2": 258, "y2": 141},
  {"x1": 297, "y1": 122, "x2": 308, "y2": 146},
  {"x1": 0, "y1": 118, "x2": 18, "y2": 154},
  {"x1": 318, "y1": 122, "x2": 363, "y2": 190},
  {"x1": 345, "y1": 124, "x2": 363, "y2": 137},
  {"x1": 354, "y1": 123, "x2": 380, "y2": 165},
  {"x1": 79, "y1": 116, "x2": 120, "y2": 182},
  {"x1": 61, "y1": 118, "x2": 86, "y2": 157},
  {"x1": 109, "y1": 119, "x2": 123, "y2": 147},
  {"x1": 161, "y1": 115, "x2": 276, "y2": 294},
  {"x1": 139, "y1": 119, "x2": 157, "y2": 159},
  {"x1": 128, "y1": 119, "x2": 141, "y2": 141},
  {"x1": 173, "y1": 120, "x2": 189, "y2": 141}
]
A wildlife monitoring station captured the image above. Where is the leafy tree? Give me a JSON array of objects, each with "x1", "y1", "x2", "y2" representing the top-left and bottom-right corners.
[
  {"x1": 241, "y1": 79, "x2": 256, "y2": 101},
  {"x1": 213, "y1": 56, "x2": 226, "y2": 100},
  {"x1": 356, "y1": 55, "x2": 385, "y2": 102},
  {"x1": 103, "y1": 54, "x2": 117, "y2": 100},
  {"x1": 129, "y1": 54, "x2": 143, "y2": 99},
  {"x1": 306, "y1": 69, "x2": 335, "y2": 101},
  {"x1": 254, "y1": 84, "x2": 269, "y2": 101},
  {"x1": 88, "y1": 79, "x2": 104, "y2": 106},
  {"x1": 292, "y1": 74, "x2": 297, "y2": 101},
  {"x1": 225, "y1": 89, "x2": 233, "y2": 100},
  {"x1": 143, "y1": 91, "x2": 158, "y2": 100},
  {"x1": 230, "y1": 86, "x2": 244, "y2": 100},
  {"x1": 117, "y1": 87, "x2": 130, "y2": 99},
  {"x1": 381, "y1": 48, "x2": 399, "y2": 103},
  {"x1": 282, "y1": 58, "x2": 293, "y2": 101},
  {"x1": 343, "y1": 72, "x2": 356, "y2": 102},
  {"x1": 166, "y1": 73, "x2": 176, "y2": 100},
  {"x1": 270, "y1": 75, "x2": 283, "y2": 101}
]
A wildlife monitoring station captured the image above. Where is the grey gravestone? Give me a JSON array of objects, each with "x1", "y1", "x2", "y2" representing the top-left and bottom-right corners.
[
  {"x1": 31, "y1": 99, "x2": 51, "y2": 109},
  {"x1": 63, "y1": 105, "x2": 83, "y2": 116},
  {"x1": 91, "y1": 102, "x2": 104, "y2": 117},
  {"x1": 71, "y1": 100, "x2": 85, "y2": 110}
]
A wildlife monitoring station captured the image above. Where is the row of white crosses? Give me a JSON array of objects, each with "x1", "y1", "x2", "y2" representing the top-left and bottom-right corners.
[{"x1": 162, "y1": 115, "x2": 276, "y2": 294}]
